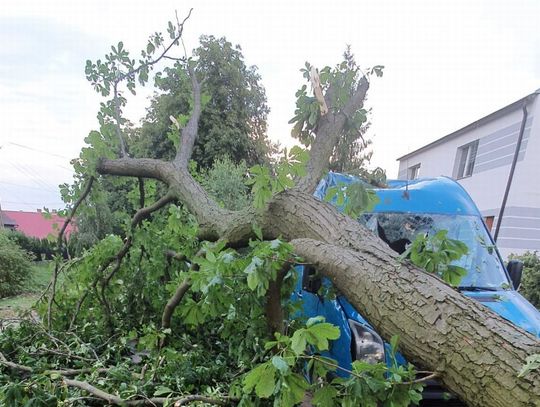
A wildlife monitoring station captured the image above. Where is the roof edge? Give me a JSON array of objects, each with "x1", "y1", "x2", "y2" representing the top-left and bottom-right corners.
[{"x1": 397, "y1": 90, "x2": 540, "y2": 161}]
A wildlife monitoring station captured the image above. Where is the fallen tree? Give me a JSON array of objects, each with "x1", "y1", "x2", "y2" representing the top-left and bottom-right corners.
[{"x1": 2, "y1": 11, "x2": 539, "y2": 407}]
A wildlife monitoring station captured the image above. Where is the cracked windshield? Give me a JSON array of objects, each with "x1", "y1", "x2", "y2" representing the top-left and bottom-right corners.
[{"x1": 361, "y1": 213, "x2": 509, "y2": 289}]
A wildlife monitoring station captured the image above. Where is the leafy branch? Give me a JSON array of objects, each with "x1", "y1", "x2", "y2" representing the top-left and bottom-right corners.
[
  {"x1": 240, "y1": 318, "x2": 423, "y2": 406},
  {"x1": 401, "y1": 230, "x2": 469, "y2": 286}
]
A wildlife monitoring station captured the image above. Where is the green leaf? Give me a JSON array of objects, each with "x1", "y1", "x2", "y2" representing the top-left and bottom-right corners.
[
  {"x1": 153, "y1": 386, "x2": 174, "y2": 396},
  {"x1": 390, "y1": 335, "x2": 399, "y2": 354},
  {"x1": 244, "y1": 256, "x2": 264, "y2": 291},
  {"x1": 306, "y1": 316, "x2": 326, "y2": 327},
  {"x1": 246, "y1": 272, "x2": 260, "y2": 291},
  {"x1": 281, "y1": 373, "x2": 308, "y2": 405},
  {"x1": 244, "y1": 363, "x2": 276, "y2": 398},
  {"x1": 244, "y1": 364, "x2": 265, "y2": 393},
  {"x1": 290, "y1": 329, "x2": 308, "y2": 355},
  {"x1": 312, "y1": 386, "x2": 338, "y2": 406},
  {"x1": 307, "y1": 322, "x2": 340, "y2": 351},
  {"x1": 518, "y1": 354, "x2": 540, "y2": 377},
  {"x1": 271, "y1": 356, "x2": 289, "y2": 374},
  {"x1": 206, "y1": 250, "x2": 217, "y2": 263}
]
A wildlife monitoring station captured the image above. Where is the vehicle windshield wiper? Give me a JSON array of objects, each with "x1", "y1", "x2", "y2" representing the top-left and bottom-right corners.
[{"x1": 457, "y1": 286, "x2": 500, "y2": 292}]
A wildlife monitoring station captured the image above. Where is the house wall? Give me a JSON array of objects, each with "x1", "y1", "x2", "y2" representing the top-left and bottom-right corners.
[
  {"x1": 493, "y1": 97, "x2": 540, "y2": 255},
  {"x1": 397, "y1": 95, "x2": 539, "y2": 258}
]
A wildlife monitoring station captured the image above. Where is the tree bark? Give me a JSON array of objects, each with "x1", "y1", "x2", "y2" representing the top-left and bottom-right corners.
[
  {"x1": 291, "y1": 238, "x2": 540, "y2": 407},
  {"x1": 265, "y1": 265, "x2": 288, "y2": 335}
]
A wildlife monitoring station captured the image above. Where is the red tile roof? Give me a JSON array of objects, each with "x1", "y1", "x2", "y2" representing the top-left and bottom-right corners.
[{"x1": 2, "y1": 210, "x2": 75, "y2": 239}]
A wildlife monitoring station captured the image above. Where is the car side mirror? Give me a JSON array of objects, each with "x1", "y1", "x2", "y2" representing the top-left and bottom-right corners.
[
  {"x1": 506, "y1": 260, "x2": 524, "y2": 290},
  {"x1": 302, "y1": 265, "x2": 322, "y2": 294}
]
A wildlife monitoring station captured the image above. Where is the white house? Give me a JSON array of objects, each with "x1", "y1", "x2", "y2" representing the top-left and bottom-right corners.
[{"x1": 396, "y1": 89, "x2": 540, "y2": 258}]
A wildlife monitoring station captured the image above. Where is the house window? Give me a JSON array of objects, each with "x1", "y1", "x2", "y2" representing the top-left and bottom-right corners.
[
  {"x1": 456, "y1": 140, "x2": 479, "y2": 178},
  {"x1": 408, "y1": 164, "x2": 421, "y2": 180}
]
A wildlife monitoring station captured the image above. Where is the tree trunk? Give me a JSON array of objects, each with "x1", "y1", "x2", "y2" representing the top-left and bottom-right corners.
[
  {"x1": 265, "y1": 190, "x2": 540, "y2": 407},
  {"x1": 292, "y1": 238, "x2": 540, "y2": 407}
]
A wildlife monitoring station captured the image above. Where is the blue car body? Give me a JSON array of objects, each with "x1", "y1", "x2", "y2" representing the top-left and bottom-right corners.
[{"x1": 294, "y1": 172, "x2": 540, "y2": 394}]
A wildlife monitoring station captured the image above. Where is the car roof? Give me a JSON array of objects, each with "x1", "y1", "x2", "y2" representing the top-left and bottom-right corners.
[{"x1": 315, "y1": 172, "x2": 482, "y2": 216}]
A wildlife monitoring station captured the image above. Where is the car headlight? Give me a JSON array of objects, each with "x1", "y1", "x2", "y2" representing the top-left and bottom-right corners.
[{"x1": 348, "y1": 319, "x2": 385, "y2": 364}]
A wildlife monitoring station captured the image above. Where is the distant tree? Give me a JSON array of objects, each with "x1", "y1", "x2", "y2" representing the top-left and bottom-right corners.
[{"x1": 131, "y1": 35, "x2": 276, "y2": 167}]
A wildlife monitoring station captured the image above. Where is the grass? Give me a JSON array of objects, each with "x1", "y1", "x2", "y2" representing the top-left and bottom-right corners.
[{"x1": 0, "y1": 261, "x2": 52, "y2": 319}]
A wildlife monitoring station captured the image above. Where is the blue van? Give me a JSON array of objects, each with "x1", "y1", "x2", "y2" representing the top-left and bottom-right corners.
[{"x1": 294, "y1": 173, "x2": 540, "y2": 403}]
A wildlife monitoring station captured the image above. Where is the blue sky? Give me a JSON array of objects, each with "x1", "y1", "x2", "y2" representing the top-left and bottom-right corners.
[{"x1": 1, "y1": 0, "x2": 539, "y2": 210}]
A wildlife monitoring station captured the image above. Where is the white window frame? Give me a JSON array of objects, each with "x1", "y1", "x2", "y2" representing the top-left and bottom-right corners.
[
  {"x1": 408, "y1": 163, "x2": 421, "y2": 180},
  {"x1": 456, "y1": 140, "x2": 479, "y2": 179}
]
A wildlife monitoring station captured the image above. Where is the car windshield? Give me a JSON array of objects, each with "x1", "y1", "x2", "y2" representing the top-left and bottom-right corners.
[{"x1": 360, "y1": 213, "x2": 510, "y2": 290}]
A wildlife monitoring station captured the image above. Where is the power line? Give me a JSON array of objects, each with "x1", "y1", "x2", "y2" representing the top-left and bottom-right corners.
[
  {"x1": 3, "y1": 142, "x2": 71, "y2": 160},
  {"x1": 0, "y1": 181, "x2": 55, "y2": 191},
  {"x1": 7, "y1": 161, "x2": 58, "y2": 193}
]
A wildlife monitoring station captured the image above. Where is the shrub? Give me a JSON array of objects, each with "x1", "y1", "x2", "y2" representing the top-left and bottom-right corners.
[
  {"x1": 5, "y1": 231, "x2": 55, "y2": 261},
  {"x1": 200, "y1": 157, "x2": 250, "y2": 210},
  {"x1": 0, "y1": 231, "x2": 34, "y2": 298},
  {"x1": 510, "y1": 251, "x2": 540, "y2": 309}
]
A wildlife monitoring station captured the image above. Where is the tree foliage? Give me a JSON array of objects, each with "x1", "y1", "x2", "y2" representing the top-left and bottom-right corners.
[
  {"x1": 131, "y1": 35, "x2": 275, "y2": 167},
  {"x1": 289, "y1": 46, "x2": 382, "y2": 174},
  {"x1": 198, "y1": 157, "x2": 250, "y2": 210}
]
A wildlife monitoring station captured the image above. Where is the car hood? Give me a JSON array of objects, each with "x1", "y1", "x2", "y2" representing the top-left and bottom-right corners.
[{"x1": 463, "y1": 290, "x2": 540, "y2": 338}]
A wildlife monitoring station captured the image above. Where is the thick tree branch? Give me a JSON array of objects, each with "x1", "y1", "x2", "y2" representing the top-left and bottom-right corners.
[
  {"x1": 97, "y1": 156, "x2": 259, "y2": 244},
  {"x1": 296, "y1": 76, "x2": 370, "y2": 193},
  {"x1": 97, "y1": 157, "x2": 174, "y2": 181},
  {"x1": 0, "y1": 352, "x2": 109, "y2": 377},
  {"x1": 161, "y1": 281, "x2": 191, "y2": 329},
  {"x1": 138, "y1": 177, "x2": 145, "y2": 207},
  {"x1": 290, "y1": 238, "x2": 540, "y2": 407},
  {"x1": 174, "y1": 66, "x2": 203, "y2": 168},
  {"x1": 0, "y1": 352, "x2": 33, "y2": 373},
  {"x1": 130, "y1": 191, "x2": 175, "y2": 230}
]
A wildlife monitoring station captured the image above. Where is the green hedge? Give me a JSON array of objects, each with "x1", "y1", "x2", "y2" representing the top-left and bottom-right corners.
[
  {"x1": 0, "y1": 231, "x2": 34, "y2": 298},
  {"x1": 5, "y1": 231, "x2": 55, "y2": 260},
  {"x1": 510, "y1": 251, "x2": 540, "y2": 309}
]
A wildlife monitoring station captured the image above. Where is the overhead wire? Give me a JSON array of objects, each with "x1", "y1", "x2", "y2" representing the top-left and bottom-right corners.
[
  {"x1": 7, "y1": 161, "x2": 58, "y2": 193},
  {"x1": 0, "y1": 142, "x2": 74, "y2": 209}
]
